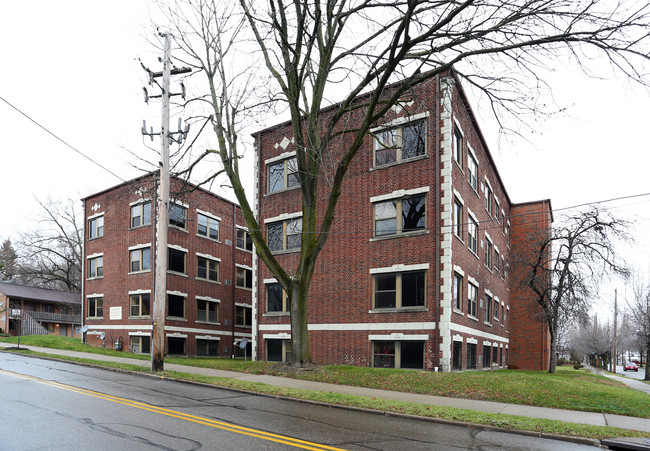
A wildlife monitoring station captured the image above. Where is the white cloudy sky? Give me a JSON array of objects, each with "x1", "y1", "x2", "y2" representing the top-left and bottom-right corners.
[{"x1": 2, "y1": 1, "x2": 648, "y2": 317}]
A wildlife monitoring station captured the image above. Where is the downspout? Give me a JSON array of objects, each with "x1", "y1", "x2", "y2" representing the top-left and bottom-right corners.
[
  {"x1": 231, "y1": 203, "x2": 237, "y2": 357},
  {"x1": 434, "y1": 75, "x2": 441, "y2": 370}
]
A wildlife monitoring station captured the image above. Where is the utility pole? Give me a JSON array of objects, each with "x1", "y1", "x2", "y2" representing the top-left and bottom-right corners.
[
  {"x1": 613, "y1": 288, "x2": 618, "y2": 374},
  {"x1": 141, "y1": 32, "x2": 191, "y2": 372}
]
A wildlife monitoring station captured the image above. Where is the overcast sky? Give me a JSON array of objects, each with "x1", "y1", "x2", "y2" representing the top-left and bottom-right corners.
[{"x1": 2, "y1": 1, "x2": 648, "y2": 318}]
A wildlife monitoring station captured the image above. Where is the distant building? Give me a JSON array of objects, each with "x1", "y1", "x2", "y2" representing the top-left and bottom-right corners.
[
  {"x1": 0, "y1": 281, "x2": 81, "y2": 337},
  {"x1": 81, "y1": 173, "x2": 253, "y2": 356},
  {"x1": 252, "y1": 72, "x2": 552, "y2": 371}
]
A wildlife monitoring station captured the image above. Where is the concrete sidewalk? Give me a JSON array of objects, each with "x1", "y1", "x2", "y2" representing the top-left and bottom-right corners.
[{"x1": 2, "y1": 343, "x2": 649, "y2": 433}]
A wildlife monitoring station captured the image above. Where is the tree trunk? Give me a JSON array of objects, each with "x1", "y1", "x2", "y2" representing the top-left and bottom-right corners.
[
  {"x1": 289, "y1": 279, "x2": 311, "y2": 366},
  {"x1": 548, "y1": 328, "x2": 557, "y2": 373}
]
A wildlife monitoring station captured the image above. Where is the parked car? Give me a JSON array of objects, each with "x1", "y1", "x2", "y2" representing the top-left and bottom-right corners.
[{"x1": 624, "y1": 361, "x2": 639, "y2": 372}]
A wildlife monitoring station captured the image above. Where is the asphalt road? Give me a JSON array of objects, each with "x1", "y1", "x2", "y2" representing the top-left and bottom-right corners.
[
  {"x1": 0, "y1": 353, "x2": 599, "y2": 450},
  {"x1": 616, "y1": 364, "x2": 647, "y2": 380}
]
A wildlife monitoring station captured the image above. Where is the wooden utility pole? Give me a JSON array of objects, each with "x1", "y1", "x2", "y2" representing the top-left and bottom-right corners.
[{"x1": 613, "y1": 288, "x2": 617, "y2": 374}]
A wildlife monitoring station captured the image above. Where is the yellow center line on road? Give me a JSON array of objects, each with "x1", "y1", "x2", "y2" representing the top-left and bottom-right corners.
[{"x1": 0, "y1": 368, "x2": 347, "y2": 451}]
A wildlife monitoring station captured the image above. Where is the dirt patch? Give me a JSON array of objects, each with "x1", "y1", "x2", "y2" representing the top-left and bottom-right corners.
[{"x1": 271, "y1": 362, "x2": 322, "y2": 374}]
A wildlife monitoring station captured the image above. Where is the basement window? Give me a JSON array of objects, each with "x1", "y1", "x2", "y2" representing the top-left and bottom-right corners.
[{"x1": 372, "y1": 341, "x2": 424, "y2": 369}]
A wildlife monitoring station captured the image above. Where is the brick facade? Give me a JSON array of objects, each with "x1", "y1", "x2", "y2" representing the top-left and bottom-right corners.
[
  {"x1": 82, "y1": 174, "x2": 253, "y2": 356},
  {"x1": 253, "y1": 73, "x2": 551, "y2": 371}
]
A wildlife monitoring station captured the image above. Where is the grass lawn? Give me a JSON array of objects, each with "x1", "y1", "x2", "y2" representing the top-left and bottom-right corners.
[{"x1": 2, "y1": 335, "x2": 648, "y2": 420}]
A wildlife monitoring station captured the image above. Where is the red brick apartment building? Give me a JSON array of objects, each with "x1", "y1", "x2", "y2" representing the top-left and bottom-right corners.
[
  {"x1": 253, "y1": 73, "x2": 552, "y2": 371},
  {"x1": 82, "y1": 174, "x2": 253, "y2": 357}
]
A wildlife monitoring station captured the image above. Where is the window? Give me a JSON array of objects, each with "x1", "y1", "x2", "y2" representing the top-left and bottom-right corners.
[
  {"x1": 483, "y1": 345, "x2": 491, "y2": 368},
  {"x1": 467, "y1": 282, "x2": 478, "y2": 318},
  {"x1": 268, "y1": 157, "x2": 299, "y2": 192},
  {"x1": 129, "y1": 247, "x2": 151, "y2": 273},
  {"x1": 374, "y1": 120, "x2": 426, "y2": 166},
  {"x1": 197, "y1": 298, "x2": 219, "y2": 323},
  {"x1": 494, "y1": 200, "x2": 501, "y2": 223},
  {"x1": 452, "y1": 341, "x2": 462, "y2": 370},
  {"x1": 267, "y1": 283, "x2": 289, "y2": 313},
  {"x1": 130, "y1": 293, "x2": 150, "y2": 317},
  {"x1": 453, "y1": 126, "x2": 463, "y2": 168},
  {"x1": 131, "y1": 202, "x2": 151, "y2": 228},
  {"x1": 89, "y1": 215, "x2": 104, "y2": 239},
  {"x1": 168, "y1": 248, "x2": 187, "y2": 274},
  {"x1": 485, "y1": 293, "x2": 492, "y2": 324},
  {"x1": 87, "y1": 296, "x2": 103, "y2": 318},
  {"x1": 485, "y1": 182, "x2": 493, "y2": 216},
  {"x1": 196, "y1": 339, "x2": 219, "y2": 357},
  {"x1": 494, "y1": 249, "x2": 500, "y2": 273},
  {"x1": 374, "y1": 195, "x2": 426, "y2": 237},
  {"x1": 466, "y1": 343, "x2": 477, "y2": 369},
  {"x1": 453, "y1": 272, "x2": 463, "y2": 311},
  {"x1": 197, "y1": 256, "x2": 219, "y2": 282},
  {"x1": 88, "y1": 255, "x2": 103, "y2": 278},
  {"x1": 236, "y1": 305, "x2": 252, "y2": 327},
  {"x1": 236, "y1": 266, "x2": 253, "y2": 289},
  {"x1": 468, "y1": 152, "x2": 478, "y2": 191},
  {"x1": 492, "y1": 346, "x2": 498, "y2": 364},
  {"x1": 197, "y1": 213, "x2": 219, "y2": 240},
  {"x1": 485, "y1": 236, "x2": 493, "y2": 268},
  {"x1": 467, "y1": 216, "x2": 478, "y2": 254},
  {"x1": 268, "y1": 217, "x2": 301, "y2": 252},
  {"x1": 167, "y1": 294, "x2": 185, "y2": 319},
  {"x1": 168, "y1": 337, "x2": 186, "y2": 355},
  {"x1": 373, "y1": 271, "x2": 425, "y2": 309},
  {"x1": 130, "y1": 335, "x2": 150, "y2": 354},
  {"x1": 169, "y1": 204, "x2": 187, "y2": 229},
  {"x1": 494, "y1": 298, "x2": 500, "y2": 322},
  {"x1": 453, "y1": 198, "x2": 463, "y2": 238},
  {"x1": 266, "y1": 339, "x2": 292, "y2": 362},
  {"x1": 372, "y1": 341, "x2": 424, "y2": 369},
  {"x1": 237, "y1": 228, "x2": 253, "y2": 251}
]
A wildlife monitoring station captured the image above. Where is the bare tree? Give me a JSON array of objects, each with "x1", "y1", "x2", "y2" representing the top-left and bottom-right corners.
[
  {"x1": 18, "y1": 198, "x2": 83, "y2": 293},
  {"x1": 156, "y1": 0, "x2": 650, "y2": 365},
  {"x1": 571, "y1": 315, "x2": 614, "y2": 369},
  {"x1": 513, "y1": 207, "x2": 629, "y2": 373},
  {"x1": 628, "y1": 281, "x2": 650, "y2": 379}
]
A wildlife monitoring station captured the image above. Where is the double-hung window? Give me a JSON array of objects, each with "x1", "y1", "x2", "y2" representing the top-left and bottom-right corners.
[
  {"x1": 373, "y1": 119, "x2": 426, "y2": 167},
  {"x1": 494, "y1": 298, "x2": 500, "y2": 322},
  {"x1": 268, "y1": 157, "x2": 299, "y2": 192},
  {"x1": 485, "y1": 293, "x2": 493, "y2": 324},
  {"x1": 372, "y1": 268, "x2": 426, "y2": 310},
  {"x1": 167, "y1": 293, "x2": 186, "y2": 319},
  {"x1": 484, "y1": 180, "x2": 494, "y2": 216},
  {"x1": 88, "y1": 255, "x2": 103, "y2": 278},
  {"x1": 196, "y1": 297, "x2": 219, "y2": 323},
  {"x1": 267, "y1": 283, "x2": 289, "y2": 313},
  {"x1": 453, "y1": 125, "x2": 463, "y2": 168},
  {"x1": 197, "y1": 212, "x2": 220, "y2": 240},
  {"x1": 467, "y1": 214, "x2": 478, "y2": 254},
  {"x1": 129, "y1": 292, "x2": 150, "y2": 317},
  {"x1": 236, "y1": 305, "x2": 252, "y2": 327},
  {"x1": 236, "y1": 228, "x2": 253, "y2": 251},
  {"x1": 267, "y1": 215, "x2": 302, "y2": 252},
  {"x1": 130, "y1": 202, "x2": 151, "y2": 228},
  {"x1": 169, "y1": 203, "x2": 187, "y2": 229},
  {"x1": 372, "y1": 341, "x2": 424, "y2": 369},
  {"x1": 453, "y1": 272, "x2": 463, "y2": 311},
  {"x1": 467, "y1": 282, "x2": 478, "y2": 318},
  {"x1": 372, "y1": 188, "x2": 428, "y2": 238},
  {"x1": 168, "y1": 247, "x2": 187, "y2": 274},
  {"x1": 484, "y1": 235, "x2": 493, "y2": 269},
  {"x1": 89, "y1": 215, "x2": 104, "y2": 239},
  {"x1": 453, "y1": 197, "x2": 463, "y2": 238},
  {"x1": 197, "y1": 255, "x2": 219, "y2": 282},
  {"x1": 236, "y1": 265, "x2": 253, "y2": 289},
  {"x1": 87, "y1": 296, "x2": 103, "y2": 318},
  {"x1": 129, "y1": 246, "x2": 151, "y2": 273},
  {"x1": 467, "y1": 150, "x2": 478, "y2": 191}
]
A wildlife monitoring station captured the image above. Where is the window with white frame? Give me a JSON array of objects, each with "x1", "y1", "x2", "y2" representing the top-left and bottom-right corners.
[
  {"x1": 236, "y1": 305, "x2": 252, "y2": 327},
  {"x1": 197, "y1": 212, "x2": 220, "y2": 240},
  {"x1": 467, "y1": 215, "x2": 478, "y2": 254},
  {"x1": 453, "y1": 197, "x2": 463, "y2": 238},
  {"x1": 453, "y1": 125, "x2": 463, "y2": 168},
  {"x1": 168, "y1": 247, "x2": 187, "y2": 274},
  {"x1": 167, "y1": 293, "x2": 186, "y2": 319},
  {"x1": 237, "y1": 228, "x2": 253, "y2": 251},
  {"x1": 453, "y1": 272, "x2": 463, "y2": 311},
  {"x1": 467, "y1": 282, "x2": 478, "y2": 318},
  {"x1": 485, "y1": 293, "x2": 492, "y2": 324},
  {"x1": 129, "y1": 292, "x2": 150, "y2": 317},
  {"x1": 236, "y1": 266, "x2": 253, "y2": 289},
  {"x1": 130, "y1": 335, "x2": 150, "y2": 354},
  {"x1": 374, "y1": 195, "x2": 426, "y2": 237},
  {"x1": 494, "y1": 248, "x2": 500, "y2": 273},
  {"x1": 197, "y1": 255, "x2": 219, "y2": 282},
  {"x1": 494, "y1": 199, "x2": 500, "y2": 223},
  {"x1": 267, "y1": 217, "x2": 301, "y2": 252},
  {"x1": 467, "y1": 150, "x2": 478, "y2": 191},
  {"x1": 373, "y1": 270, "x2": 425, "y2": 309},
  {"x1": 88, "y1": 215, "x2": 104, "y2": 239},
  {"x1": 484, "y1": 235, "x2": 493, "y2": 269},
  {"x1": 196, "y1": 297, "x2": 219, "y2": 323},
  {"x1": 267, "y1": 283, "x2": 289, "y2": 313},
  {"x1": 373, "y1": 120, "x2": 426, "y2": 167},
  {"x1": 87, "y1": 296, "x2": 103, "y2": 318},
  {"x1": 484, "y1": 180, "x2": 494, "y2": 216},
  {"x1": 169, "y1": 203, "x2": 187, "y2": 229},
  {"x1": 268, "y1": 157, "x2": 299, "y2": 192},
  {"x1": 267, "y1": 339, "x2": 292, "y2": 362},
  {"x1": 88, "y1": 255, "x2": 103, "y2": 278},
  {"x1": 494, "y1": 298, "x2": 500, "y2": 322},
  {"x1": 130, "y1": 202, "x2": 151, "y2": 228},
  {"x1": 129, "y1": 246, "x2": 151, "y2": 273},
  {"x1": 372, "y1": 340, "x2": 424, "y2": 369}
]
